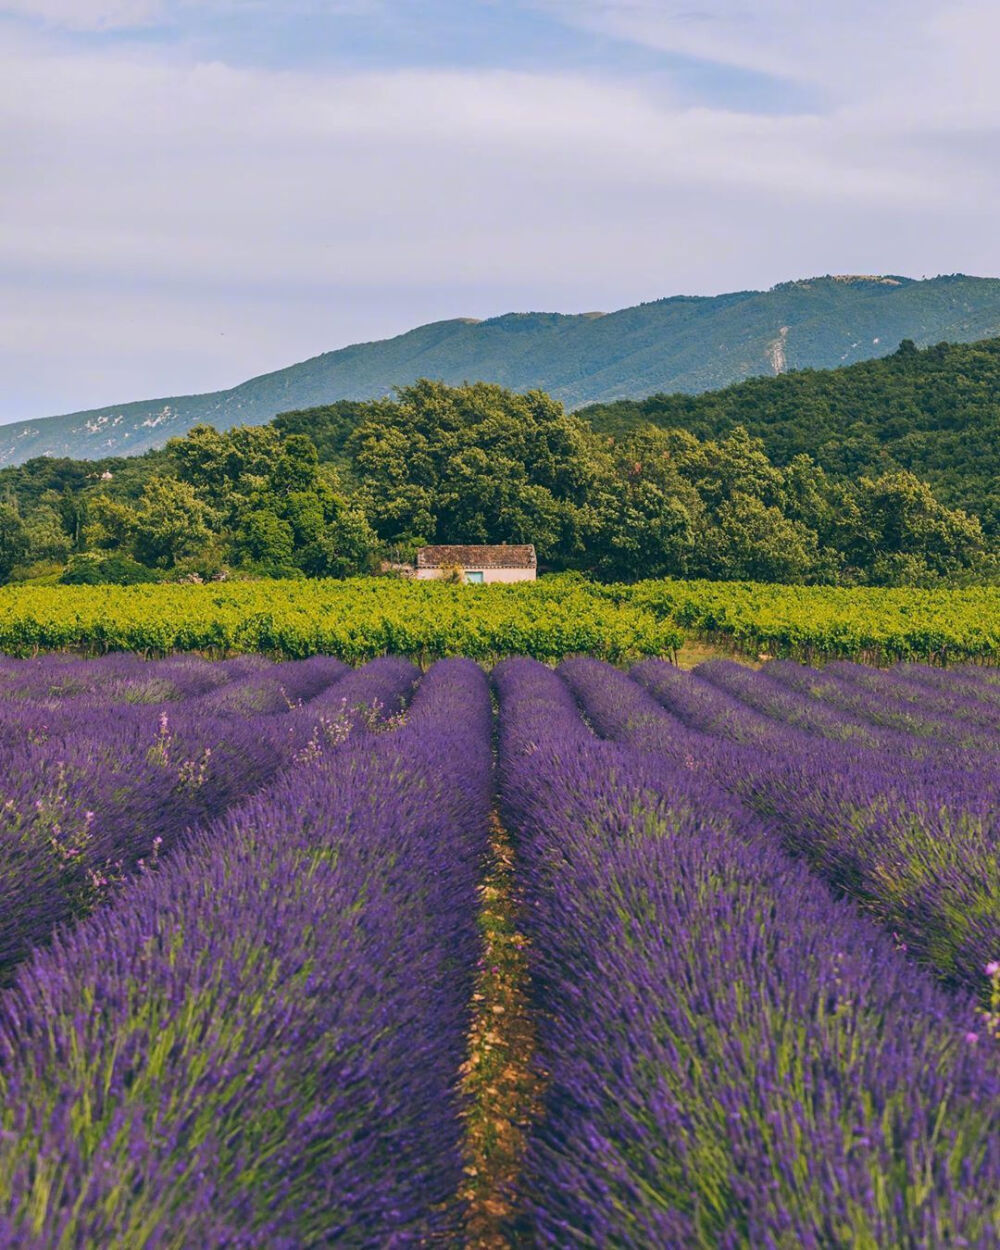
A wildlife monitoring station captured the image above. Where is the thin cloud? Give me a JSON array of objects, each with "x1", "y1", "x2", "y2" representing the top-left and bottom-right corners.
[
  {"x1": 531, "y1": 1, "x2": 923, "y2": 76},
  {"x1": 0, "y1": 0, "x2": 165, "y2": 29},
  {"x1": 1, "y1": 2, "x2": 999, "y2": 422},
  {"x1": 0, "y1": 48, "x2": 958, "y2": 292},
  {"x1": 532, "y1": 0, "x2": 991, "y2": 109},
  {"x1": 0, "y1": 0, "x2": 379, "y2": 29}
]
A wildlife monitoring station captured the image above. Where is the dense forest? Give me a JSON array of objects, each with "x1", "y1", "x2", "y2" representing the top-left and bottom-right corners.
[
  {"x1": 0, "y1": 363, "x2": 993, "y2": 588},
  {"x1": 581, "y1": 337, "x2": 1000, "y2": 535}
]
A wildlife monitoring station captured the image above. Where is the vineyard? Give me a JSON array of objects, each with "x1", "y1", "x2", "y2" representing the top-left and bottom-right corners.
[
  {"x1": 610, "y1": 579, "x2": 1000, "y2": 664},
  {"x1": 0, "y1": 650, "x2": 998, "y2": 1245},
  {"x1": 0, "y1": 579, "x2": 678, "y2": 663},
  {"x1": 1, "y1": 575, "x2": 1000, "y2": 664}
]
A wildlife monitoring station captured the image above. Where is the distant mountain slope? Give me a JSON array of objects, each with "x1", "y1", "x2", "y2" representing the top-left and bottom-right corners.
[
  {"x1": 5, "y1": 273, "x2": 1000, "y2": 466},
  {"x1": 580, "y1": 336, "x2": 1000, "y2": 534}
]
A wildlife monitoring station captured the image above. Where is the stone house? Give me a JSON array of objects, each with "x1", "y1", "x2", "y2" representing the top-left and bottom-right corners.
[{"x1": 414, "y1": 545, "x2": 537, "y2": 584}]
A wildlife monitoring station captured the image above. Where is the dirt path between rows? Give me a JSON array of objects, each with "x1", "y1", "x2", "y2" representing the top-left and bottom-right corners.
[{"x1": 458, "y1": 811, "x2": 546, "y2": 1247}]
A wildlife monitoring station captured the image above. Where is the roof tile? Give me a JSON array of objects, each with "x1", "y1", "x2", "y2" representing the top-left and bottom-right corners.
[{"x1": 416, "y1": 544, "x2": 537, "y2": 569}]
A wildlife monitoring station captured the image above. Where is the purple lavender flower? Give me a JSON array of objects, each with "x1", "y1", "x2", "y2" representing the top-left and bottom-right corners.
[
  {"x1": 495, "y1": 658, "x2": 1000, "y2": 1246},
  {"x1": 0, "y1": 658, "x2": 491, "y2": 1245}
]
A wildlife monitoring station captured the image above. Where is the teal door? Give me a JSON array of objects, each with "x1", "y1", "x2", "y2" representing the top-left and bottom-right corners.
[{"x1": 465, "y1": 570, "x2": 485, "y2": 584}]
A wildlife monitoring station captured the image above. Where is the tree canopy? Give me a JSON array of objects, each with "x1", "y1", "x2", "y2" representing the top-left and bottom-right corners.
[
  {"x1": 0, "y1": 376, "x2": 993, "y2": 588},
  {"x1": 580, "y1": 336, "x2": 1000, "y2": 535}
]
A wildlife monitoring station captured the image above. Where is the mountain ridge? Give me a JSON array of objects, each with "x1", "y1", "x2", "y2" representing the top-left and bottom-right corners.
[{"x1": 5, "y1": 272, "x2": 1000, "y2": 466}]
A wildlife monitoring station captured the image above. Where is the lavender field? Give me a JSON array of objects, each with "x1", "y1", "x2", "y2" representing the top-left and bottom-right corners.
[{"x1": 0, "y1": 652, "x2": 998, "y2": 1246}]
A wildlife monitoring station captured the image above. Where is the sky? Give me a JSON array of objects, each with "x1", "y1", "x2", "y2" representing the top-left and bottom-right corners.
[{"x1": 2, "y1": 1, "x2": 999, "y2": 424}]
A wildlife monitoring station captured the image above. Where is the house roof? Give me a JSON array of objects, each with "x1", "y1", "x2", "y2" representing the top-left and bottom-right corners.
[{"x1": 416, "y1": 544, "x2": 537, "y2": 569}]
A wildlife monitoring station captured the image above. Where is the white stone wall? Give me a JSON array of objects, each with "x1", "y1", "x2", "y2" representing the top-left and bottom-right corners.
[
  {"x1": 482, "y1": 567, "x2": 535, "y2": 583},
  {"x1": 414, "y1": 567, "x2": 535, "y2": 582}
]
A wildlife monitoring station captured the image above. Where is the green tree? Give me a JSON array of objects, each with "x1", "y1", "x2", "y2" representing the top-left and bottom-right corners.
[
  {"x1": 232, "y1": 509, "x2": 296, "y2": 569},
  {"x1": 169, "y1": 424, "x2": 283, "y2": 517},
  {"x1": 84, "y1": 495, "x2": 140, "y2": 552},
  {"x1": 587, "y1": 427, "x2": 703, "y2": 580},
  {"x1": 839, "y1": 470, "x2": 985, "y2": 582},
  {"x1": 271, "y1": 434, "x2": 323, "y2": 496},
  {"x1": 231, "y1": 449, "x2": 376, "y2": 578},
  {"x1": 348, "y1": 380, "x2": 593, "y2": 559},
  {"x1": 22, "y1": 505, "x2": 72, "y2": 565},
  {"x1": 295, "y1": 504, "x2": 376, "y2": 578},
  {"x1": 696, "y1": 494, "x2": 821, "y2": 583},
  {"x1": 0, "y1": 505, "x2": 29, "y2": 582},
  {"x1": 131, "y1": 479, "x2": 217, "y2": 568},
  {"x1": 673, "y1": 426, "x2": 785, "y2": 511}
]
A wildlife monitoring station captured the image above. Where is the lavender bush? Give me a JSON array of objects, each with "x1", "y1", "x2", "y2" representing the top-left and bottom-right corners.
[
  {"x1": 696, "y1": 658, "x2": 899, "y2": 747},
  {"x1": 0, "y1": 656, "x2": 417, "y2": 983},
  {"x1": 564, "y1": 657, "x2": 1000, "y2": 998},
  {"x1": 765, "y1": 659, "x2": 1000, "y2": 750},
  {"x1": 496, "y1": 658, "x2": 1000, "y2": 1247},
  {"x1": 0, "y1": 658, "x2": 491, "y2": 1246},
  {"x1": 1, "y1": 648, "x2": 998, "y2": 1245}
]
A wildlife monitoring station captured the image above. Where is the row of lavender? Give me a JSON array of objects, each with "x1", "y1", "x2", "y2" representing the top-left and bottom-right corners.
[
  {"x1": 560, "y1": 655, "x2": 1000, "y2": 999},
  {"x1": 0, "y1": 652, "x2": 424, "y2": 984},
  {"x1": 498, "y1": 658, "x2": 1000, "y2": 1246},
  {"x1": 2, "y1": 650, "x2": 999, "y2": 1242},
  {"x1": 0, "y1": 656, "x2": 492, "y2": 1243}
]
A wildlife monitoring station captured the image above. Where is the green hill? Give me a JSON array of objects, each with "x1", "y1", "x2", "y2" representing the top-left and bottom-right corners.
[
  {"x1": 6, "y1": 273, "x2": 1000, "y2": 466},
  {"x1": 580, "y1": 336, "x2": 1000, "y2": 534}
]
